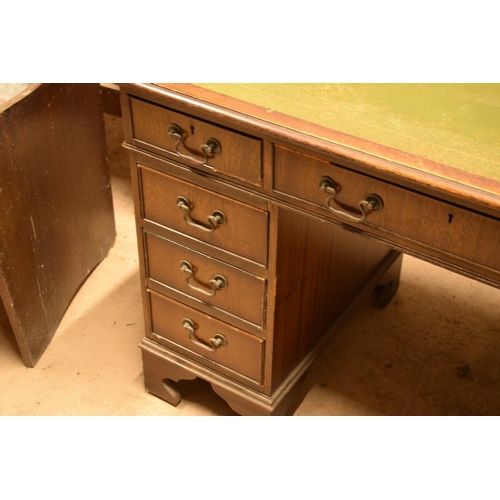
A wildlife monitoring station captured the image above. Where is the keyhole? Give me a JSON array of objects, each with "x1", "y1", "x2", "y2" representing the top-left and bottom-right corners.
[
  {"x1": 190, "y1": 126, "x2": 195, "y2": 135},
  {"x1": 448, "y1": 214, "x2": 454, "y2": 224}
]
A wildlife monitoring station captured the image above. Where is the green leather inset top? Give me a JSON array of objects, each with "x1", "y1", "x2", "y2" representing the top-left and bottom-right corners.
[{"x1": 197, "y1": 84, "x2": 500, "y2": 183}]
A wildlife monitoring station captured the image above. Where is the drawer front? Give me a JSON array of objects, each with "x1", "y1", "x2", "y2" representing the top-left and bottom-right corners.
[
  {"x1": 149, "y1": 292, "x2": 264, "y2": 383},
  {"x1": 274, "y1": 145, "x2": 500, "y2": 271},
  {"x1": 140, "y1": 166, "x2": 269, "y2": 266},
  {"x1": 130, "y1": 98, "x2": 263, "y2": 186},
  {"x1": 146, "y1": 233, "x2": 266, "y2": 327}
]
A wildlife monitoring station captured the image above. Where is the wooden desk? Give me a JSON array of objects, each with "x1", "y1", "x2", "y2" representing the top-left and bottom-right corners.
[{"x1": 120, "y1": 83, "x2": 500, "y2": 415}]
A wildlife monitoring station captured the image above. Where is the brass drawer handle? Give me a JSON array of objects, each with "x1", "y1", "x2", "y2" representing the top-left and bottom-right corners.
[
  {"x1": 182, "y1": 318, "x2": 227, "y2": 352},
  {"x1": 180, "y1": 260, "x2": 228, "y2": 297},
  {"x1": 176, "y1": 196, "x2": 227, "y2": 233},
  {"x1": 167, "y1": 123, "x2": 222, "y2": 168},
  {"x1": 319, "y1": 176, "x2": 383, "y2": 223}
]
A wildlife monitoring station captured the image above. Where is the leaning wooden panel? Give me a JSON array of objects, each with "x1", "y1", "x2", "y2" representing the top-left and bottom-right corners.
[{"x1": 0, "y1": 83, "x2": 116, "y2": 367}]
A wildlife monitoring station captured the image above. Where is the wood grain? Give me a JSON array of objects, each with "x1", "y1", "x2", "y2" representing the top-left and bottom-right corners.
[
  {"x1": 268, "y1": 206, "x2": 391, "y2": 391},
  {"x1": 0, "y1": 83, "x2": 115, "y2": 367}
]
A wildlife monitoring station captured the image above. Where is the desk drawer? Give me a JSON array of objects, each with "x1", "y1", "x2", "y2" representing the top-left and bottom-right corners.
[
  {"x1": 149, "y1": 291, "x2": 264, "y2": 383},
  {"x1": 146, "y1": 233, "x2": 266, "y2": 327},
  {"x1": 130, "y1": 98, "x2": 263, "y2": 186},
  {"x1": 140, "y1": 166, "x2": 269, "y2": 266},
  {"x1": 274, "y1": 146, "x2": 500, "y2": 271}
]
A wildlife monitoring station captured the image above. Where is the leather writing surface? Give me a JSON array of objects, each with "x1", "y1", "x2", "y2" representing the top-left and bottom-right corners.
[{"x1": 195, "y1": 83, "x2": 500, "y2": 184}]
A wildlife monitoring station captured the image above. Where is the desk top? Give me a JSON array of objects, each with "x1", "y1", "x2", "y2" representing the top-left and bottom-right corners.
[
  {"x1": 155, "y1": 83, "x2": 500, "y2": 204},
  {"x1": 198, "y1": 84, "x2": 500, "y2": 180}
]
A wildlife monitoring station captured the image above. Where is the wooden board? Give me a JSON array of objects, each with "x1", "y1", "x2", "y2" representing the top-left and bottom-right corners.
[{"x1": 0, "y1": 83, "x2": 116, "y2": 367}]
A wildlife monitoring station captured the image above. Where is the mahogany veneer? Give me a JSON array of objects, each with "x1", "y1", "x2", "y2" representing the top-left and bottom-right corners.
[{"x1": 120, "y1": 83, "x2": 499, "y2": 415}]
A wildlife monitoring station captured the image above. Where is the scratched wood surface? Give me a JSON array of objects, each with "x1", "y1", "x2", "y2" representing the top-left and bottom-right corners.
[{"x1": 0, "y1": 83, "x2": 115, "y2": 367}]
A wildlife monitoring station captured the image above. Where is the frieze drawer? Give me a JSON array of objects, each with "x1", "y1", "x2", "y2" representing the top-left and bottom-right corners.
[
  {"x1": 130, "y1": 97, "x2": 263, "y2": 186},
  {"x1": 274, "y1": 145, "x2": 500, "y2": 271}
]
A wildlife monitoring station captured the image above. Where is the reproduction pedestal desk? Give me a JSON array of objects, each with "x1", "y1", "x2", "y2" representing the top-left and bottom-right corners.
[{"x1": 120, "y1": 83, "x2": 500, "y2": 415}]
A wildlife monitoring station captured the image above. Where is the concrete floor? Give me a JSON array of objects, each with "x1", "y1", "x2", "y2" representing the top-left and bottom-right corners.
[{"x1": 1, "y1": 113, "x2": 500, "y2": 416}]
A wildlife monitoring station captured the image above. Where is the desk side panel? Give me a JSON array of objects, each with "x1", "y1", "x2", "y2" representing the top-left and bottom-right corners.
[
  {"x1": 0, "y1": 83, "x2": 116, "y2": 367},
  {"x1": 269, "y1": 207, "x2": 391, "y2": 391}
]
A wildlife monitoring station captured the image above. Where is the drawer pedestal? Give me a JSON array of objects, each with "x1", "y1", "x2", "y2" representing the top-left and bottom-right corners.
[{"x1": 121, "y1": 85, "x2": 406, "y2": 415}]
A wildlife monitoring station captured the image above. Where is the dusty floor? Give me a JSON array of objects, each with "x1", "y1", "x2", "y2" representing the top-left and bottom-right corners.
[{"x1": 1, "y1": 113, "x2": 500, "y2": 416}]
